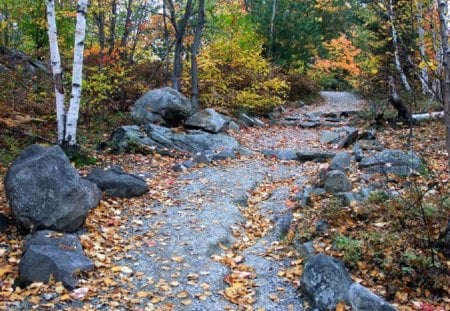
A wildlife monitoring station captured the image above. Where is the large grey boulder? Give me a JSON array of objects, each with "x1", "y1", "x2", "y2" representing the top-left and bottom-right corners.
[
  {"x1": 184, "y1": 108, "x2": 226, "y2": 133},
  {"x1": 359, "y1": 149, "x2": 426, "y2": 176},
  {"x1": 145, "y1": 124, "x2": 239, "y2": 153},
  {"x1": 4, "y1": 145, "x2": 101, "y2": 233},
  {"x1": 85, "y1": 166, "x2": 148, "y2": 198},
  {"x1": 324, "y1": 170, "x2": 352, "y2": 193},
  {"x1": 131, "y1": 87, "x2": 192, "y2": 126},
  {"x1": 301, "y1": 254, "x2": 353, "y2": 310},
  {"x1": 348, "y1": 283, "x2": 397, "y2": 311},
  {"x1": 19, "y1": 230, "x2": 93, "y2": 289},
  {"x1": 106, "y1": 125, "x2": 155, "y2": 154},
  {"x1": 320, "y1": 131, "x2": 341, "y2": 144},
  {"x1": 107, "y1": 124, "x2": 240, "y2": 154}
]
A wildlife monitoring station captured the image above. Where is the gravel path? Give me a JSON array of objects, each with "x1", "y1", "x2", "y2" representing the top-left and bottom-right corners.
[
  {"x1": 317, "y1": 91, "x2": 367, "y2": 113},
  {"x1": 19, "y1": 92, "x2": 366, "y2": 310}
]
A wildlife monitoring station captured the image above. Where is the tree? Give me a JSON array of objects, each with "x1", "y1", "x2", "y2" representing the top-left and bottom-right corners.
[
  {"x1": 437, "y1": 0, "x2": 450, "y2": 169},
  {"x1": 190, "y1": 0, "x2": 205, "y2": 110},
  {"x1": 166, "y1": 0, "x2": 193, "y2": 91},
  {"x1": 46, "y1": 0, "x2": 88, "y2": 147}
]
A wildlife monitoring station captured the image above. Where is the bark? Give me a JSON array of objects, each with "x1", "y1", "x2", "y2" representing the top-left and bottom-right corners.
[
  {"x1": 437, "y1": 0, "x2": 450, "y2": 170},
  {"x1": 388, "y1": 76, "x2": 411, "y2": 121},
  {"x1": 46, "y1": 0, "x2": 66, "y2": 144},
  {"x1": 388, "y1": 0, "x2": 412, "y2": 92},
  {"x1": 120, "y1": 0, "x2": 133, "y2": 59},
  {"x1": 65, "y1": 0, "x2": 88, "y2": 145},
  {"x1": 92, "y1": 1, "x2": 105, "y2": 62},
  {"x1": 190, "y1": 0, "x2": 205, "y2": 111},
  {"x1": 269, "y1": 0, "x2": 277, "y2": 58},
  {"x1": 417, "y1": 1, "x2": 432, "y2": 95},
  {"x1": 163, "y1": 0, "x2": 170, "y2": 84},
  {"x1": 168, "y1": 0, "x2": 193, "y2": 91},
  {"x1": 108, "y1": 0, "x2": 117, "y2": 56}
]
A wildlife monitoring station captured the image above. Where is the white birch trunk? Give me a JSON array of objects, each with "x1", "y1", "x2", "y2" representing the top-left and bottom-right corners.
[
  {"x1": 65, "y1": 0, "x2": 88, "y2": 145},
  {"x1": 417, "y1": 1, "x2": 432, "y2": 95},
  {"x1": 437, "y1": 0, "x2": 450, "y2": 170},
  {"x1": 388, "y1": 0, "x2": 412, "y2": 92},
  {"x1": 269, "y1": 0, "x2": 277, "y2": 58},
  {"x1": 46, "y1": 0, "x2": 66, "y2": 144},
  {"x1": 412, "y1": 111, "x2": 444, "y2": 121}
]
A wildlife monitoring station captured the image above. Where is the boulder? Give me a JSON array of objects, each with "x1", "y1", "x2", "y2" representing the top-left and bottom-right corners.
[
  {"x1": 359, "y1": 149, "x2": 426, "y2": 176},
  {"x1": 227, "y1": 120, "x2": 241, "y2": 132},
  {"x1": 298, "y1": 121, "x2": 321, "y2": 128},
  {"x1": 301, "y1": 254, "x2": 352, "y2": 310},
  {"x1": 320, "y1": 131, "x2": 341, "y2": 144},
  {"x1": 330, "y1": 152, "x2": 351, "y2": 172},
  {"x1": 172, "y1": 131, "x2": 239, "y2": 153},
  {"x1": 131, "y1": 87, "x2": 192, "y2": 126},
  {"x1": 211, "y1": 149, "x2": 237, "y2": 161},
  {"x1": 293, "y1": 240, "x2": 315, "y2": 258},
  {"x1": 295, "y1": 187, "x2": 326, "y2": 207},
  {"x1": 348, "y1": 283, "x2": 397, "y2": 311},
  {"x1": 107, "y1": 124, "x2": 240, "y2": 154},
  {"x1": 335, "y1": 192, "x2": 364, "y2": 206},
  {"x1": 337, "y1": 128, "x2": 359, "y2": 148},
  {"x1": 262, "y1": 149, "x2": 298, "y2": 161},
  {"x1": 185, "y1": 108, "x2": 226, "y2": 133},
  {"x1": 359, "y1": 129, "x2": 377, "y2": 140},
  {"x1": 4, "y1": 145, "x2": 101, "y2": 233},
  {"x1": 239, "y1": 113, "x2": 265, "y2": 127},
  {"x1": 275, "y1": 213, "x2": 293, "y2": 238},
  {"x1": 353, "y1": 143, "x2": 364, "y2": 162},
  {"x1": 315, "y1": 220, "x2": 328, "y2": 233},
  {"x1": 85, "y1": 166, "x2": 148, "y2": 198},
  {"x1": 324, "y1": 170, "x2": 352, "y2": 193},
  {"x1": 106, "y1": 125, "x2": 155, "y2": 154},
  {"x1": 357, "y1": 139, "x2": 384, "y2": 151},
  {"x1": 144, "y1": 124, "x2": 240, "y2": 153},
  {"x1": 297, "y1": 150, "x2": 335, "y2": 162},
  {"x1": 19, "y1": 230, "x2": 93, "y2": 289}
]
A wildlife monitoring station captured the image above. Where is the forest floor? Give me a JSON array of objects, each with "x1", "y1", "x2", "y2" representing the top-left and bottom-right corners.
[{"x1": 0, "y1": 91, "x2": 449, "y2": 310}]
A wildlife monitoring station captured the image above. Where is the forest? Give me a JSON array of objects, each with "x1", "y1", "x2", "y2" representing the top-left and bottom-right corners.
[{"x1": 0, "y1": 0, "x2": 449, "y2": 310}]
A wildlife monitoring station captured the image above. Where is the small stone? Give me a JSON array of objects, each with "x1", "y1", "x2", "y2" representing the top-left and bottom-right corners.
[
  {"x1": 324, "y1": 170, "x2": 351, "y2": 193},
  {"x1": 315, "y1": 220, "x2": 328, "y2": 233}
]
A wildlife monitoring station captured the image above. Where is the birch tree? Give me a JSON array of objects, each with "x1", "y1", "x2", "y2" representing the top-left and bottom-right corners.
[
  {"x1": 388, "y1": 0, "x2": 412, "y2": 92},
  {"x1": 46, "y1": 0, "x2": 88, "y2": 147},
  {"x1": 437, "y1": 0, "x2": 450, "y2": 169}
]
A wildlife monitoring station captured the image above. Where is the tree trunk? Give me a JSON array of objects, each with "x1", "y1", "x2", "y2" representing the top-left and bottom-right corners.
[
  {"x1": 269, "y1": 0, "x2": 277, "y2": 58},
  {"x1": 412, "y1": 111, "x2": 444, "y2": 122},
  {"x1": 65, "y1": 0, "x2": 88, "y2": 146},
  {"x1": 388, "y1": 76, "x2": 411, "y2": 122},
  {"x1": 46, "y1": 0, "x2": 66, "y2": 144},
  {"x1": 437, "y1": 0, "x2": 450, "y2": 170},
  {"x1": 168, "y1": 0, "x2": 193, "y2": 91},
  {"x1": 108, "y1": 0, "x2": 117, "y2": 56},
  {"x1": 120, "y1": 0, "x2": 133, "y2": 60},
  {"x1": 191, "y1": 0, "x2": 205, "y2": 111},
  {"x1": 388, "y1": 0, "x2": 412, "y2": 92},
  {"x1": 163, "y1": 0, "x2": 170, "y2": 85},
  {"x1": 417, "y1": 1, "x2": 432, "y2": 95}
]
